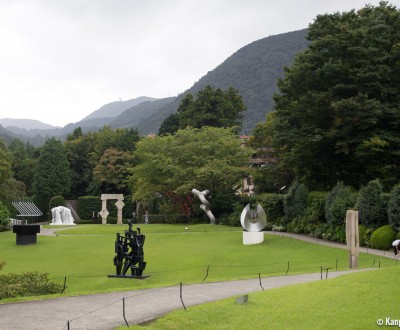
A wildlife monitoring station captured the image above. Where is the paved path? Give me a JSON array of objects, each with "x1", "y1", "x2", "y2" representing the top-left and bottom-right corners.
[
  {"x1": 266, "y1": 231, "x2": 395, "y2": 258},
  {"x1": 1, "y1": 230, "x2": 395, "y2": 330},
  {"x1": 0, "y1": 269, "x2": 372, "y2": 330}
]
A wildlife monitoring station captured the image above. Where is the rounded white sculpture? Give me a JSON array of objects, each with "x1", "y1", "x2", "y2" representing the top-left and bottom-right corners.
[
  {"x1": 240, "y1": 204, "x2": 266, "y2": 245},
  {"x1": 192, "y1": 188, "x2": 215, "y2": 225},
  {"x1": 50, "y1": 206, "x2": 76, "y2": 225}
]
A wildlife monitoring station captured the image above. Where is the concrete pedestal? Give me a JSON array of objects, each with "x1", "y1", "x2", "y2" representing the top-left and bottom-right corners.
[{"x1": 242, "y1": 231, "x2": 264, "y2": 245}]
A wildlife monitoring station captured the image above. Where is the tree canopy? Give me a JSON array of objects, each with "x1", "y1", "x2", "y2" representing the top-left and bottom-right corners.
[
  {"x1": 130, "y1": 127, "x2": 253, "y2": 202},
  {"x1": 159, "y1": 85, "x2": 246, "y2": 135},
  {"x1": 32, "y1": 138, "x2": 72, "y2": 212},
  {"x1": 270, "y1": 2, "x2": 400, "y2": 190}
]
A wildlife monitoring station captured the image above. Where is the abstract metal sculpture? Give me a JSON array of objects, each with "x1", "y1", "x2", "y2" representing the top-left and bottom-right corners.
[
  {"x1": 192, "y1": 188, "x2": 215, "y2": 224},
  {"x1": 240, "y1": 204, "x2": 267, "y2": 245},
  {"x1": 109, "y1": 219, "x2": 149, "y2": 279}
]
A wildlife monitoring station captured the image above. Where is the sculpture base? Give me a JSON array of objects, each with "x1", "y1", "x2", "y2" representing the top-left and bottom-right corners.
[
  {"x1": 243, "y1": 231, "x2": 264, "y2": 245},
  {"x1": 50, "y1": 223, "x2": 76, "y2": 226},
  {"x1": 108, "y1": 275, "x2": 150, "y2": 279}
]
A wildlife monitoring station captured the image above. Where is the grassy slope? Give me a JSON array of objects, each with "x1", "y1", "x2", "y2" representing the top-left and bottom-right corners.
[
  {"x1": 123, "y1": 267, "x2": 398, "y2": 330},
  {"x1": 0, "y1": 224, "x2": 396, "y2": 303}
]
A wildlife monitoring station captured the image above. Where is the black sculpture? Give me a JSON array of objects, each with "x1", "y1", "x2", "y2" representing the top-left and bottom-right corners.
[{"x1": 109, "y1": 219, "x2": 149, "y2": 279}]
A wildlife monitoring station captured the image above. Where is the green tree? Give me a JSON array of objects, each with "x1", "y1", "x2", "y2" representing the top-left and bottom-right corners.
[
  {"x1": 357, "y1": 179, "x2": 387, "y2": 229},
  {"x1": 92, "y1": 148, "x2": 134, "y2": 195},
  {"x1": 0, "y1": 139, "x2": 12, "y2": 185},
  {"x1": 65, "y1": 131, "x2": 97, "y2": 198},
  {"x1": 32, "y1": 138, "x2": 72, "y2": 213},
  {"x1": 325, "y1": 181, "x2": 356, "y2": 227},
  {"x1": 130, "y1": 127, "x2": 253, "y2": 215},
  {"x1": 8, "y1": 139, "x2": 36, "y2": 194},
  {"x1": 284, "y1": 182, "x2": 308, "y2": 225},
  {"x1": 159, "y1": 86, "x2": 246, "y2": 134},
  {"x1": 388, "y1": 184, "x2": 400, "y2": 230},
  {"x1": 270, "y1": 2, "x2": 400, "y2": 189},
  {"x1": 0, "y1": 201, "x2": 10, "y2": 228}
]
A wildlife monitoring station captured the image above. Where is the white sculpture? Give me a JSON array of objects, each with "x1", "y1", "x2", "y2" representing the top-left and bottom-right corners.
[
  {"x1": 50, "y1": 206, "x2": 76, "y2": 225},
  {"x1": 240, "y1": 204, "x2": 266, "y2": 245},
  {"x1": 192, "y1": 188, "x2": 215, "y2": 225}
]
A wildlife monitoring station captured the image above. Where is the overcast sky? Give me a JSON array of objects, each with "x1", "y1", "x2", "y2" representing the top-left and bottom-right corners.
[{"x1": 0, "y1": 0, "x2": 386, "y2": 127}]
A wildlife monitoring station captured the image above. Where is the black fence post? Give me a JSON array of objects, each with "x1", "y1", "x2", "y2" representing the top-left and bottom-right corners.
[
  {"x1": 285, "y1": 261, "x2": 290, "y2": 275},
  {"x1": 258, "y1": 273, "x2": 264, "y2": 291},
  {"x1": 180, "y1": 282, "x2": 187, "y2": 311},
  {"x1": 61, "y1": 275, "x2": 67, "y2": 294},
  {"x1": 123, "y1": 297, "x2": 129, "y2": 327},
  {"x1": 202, "y1": 265, "x2": 210, "y2": 282}
]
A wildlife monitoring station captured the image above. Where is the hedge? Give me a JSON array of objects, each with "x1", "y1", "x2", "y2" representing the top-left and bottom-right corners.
[{"x1": 370, "y1": 225, "x2": 396, "y2": 250}]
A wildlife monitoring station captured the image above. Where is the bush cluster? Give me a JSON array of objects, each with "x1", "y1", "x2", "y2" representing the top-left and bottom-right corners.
[
  {"x1": 0, "y1": 272, "x2": 63, "y2": 299},
  {"x1": 257, "y1": 179, "x2": 399, "y2": 249}
]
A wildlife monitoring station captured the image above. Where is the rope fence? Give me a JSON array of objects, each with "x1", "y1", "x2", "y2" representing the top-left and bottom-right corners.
[{"x1": 48, "y1": 255, "x2": 399, "y2": 329}]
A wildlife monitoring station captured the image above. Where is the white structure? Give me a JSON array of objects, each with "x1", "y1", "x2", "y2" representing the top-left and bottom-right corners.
[
  {"x1": 192, "y1": 189, "x2": 215, "y2": 225},
  {"x1": 240, "y1": 204, "x2": 266, "y2": 245},
  {"x1": 50, "y1": 206, "x2": 76, "y2": 225},
  {"x1": 100, "y1": 194, "x2": 125, "y2": 225}
]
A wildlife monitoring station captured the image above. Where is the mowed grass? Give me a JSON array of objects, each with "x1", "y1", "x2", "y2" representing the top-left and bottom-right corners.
[
  {"x1": 0, "y1": 224, "x2": 396, "y2": 303},
  {"x1": 120, "y1": 267, "x2": 399, "y2": 330}
]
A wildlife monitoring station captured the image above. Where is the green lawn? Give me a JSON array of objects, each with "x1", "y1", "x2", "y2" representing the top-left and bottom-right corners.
[
  {"x1": 120, "y1": 267, "x2": 399, "y2": 330},
  {"x1": 0, "y1": 224, "x2": 396, "y2": 303}
]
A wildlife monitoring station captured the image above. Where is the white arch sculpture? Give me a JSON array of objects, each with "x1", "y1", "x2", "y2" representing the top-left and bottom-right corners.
[{"x1": 100, "y1": 194, "x2": 125, "y2": 225}]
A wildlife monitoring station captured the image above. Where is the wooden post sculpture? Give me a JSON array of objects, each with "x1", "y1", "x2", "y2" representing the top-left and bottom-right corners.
[{"x1": 346, "y1": 210, "x2": 359, "y2": 269}]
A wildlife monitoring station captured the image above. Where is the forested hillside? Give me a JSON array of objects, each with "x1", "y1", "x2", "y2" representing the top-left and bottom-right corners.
[
  {"x1": 130, "y1": 29, "x2": 309, "y2": 134},
  {"x1": 0, "y1": 29, "x2": 309, "y2": 141}
]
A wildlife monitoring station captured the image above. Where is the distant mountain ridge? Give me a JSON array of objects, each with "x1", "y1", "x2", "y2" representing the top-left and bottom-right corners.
[
  {"x1": 0, "y1": 28, "x2": 309, "y2": 144},
  {"x1": 81, "y1": 96, "x2": 156, "y2": 121},
  {"x1": 0, "y1": 118, "x2": 58, "y2": 130}
]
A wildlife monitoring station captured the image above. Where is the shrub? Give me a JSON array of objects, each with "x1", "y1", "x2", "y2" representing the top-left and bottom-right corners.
[
  {"x1": 284, "y1": 182, "x2": 308, "y2": 225},
  {"x1": 78, "y1": 196, "x2": 101, "y2": 219},
  {"x1": 0, "y1": 201, "x2": 10, "y2": 228},
  {"x1": 49, "y1": 196, "x2": 65, "y2": 210},
  {"x1": 0, "y1": 272, "x2": 63, "y2": 299},
  {"x1": 256, "y1": 193, "x2": 285, "y2": 225},
  {"x1": 220, "y1": 202, "x2": 243, "y2": 227},
  {"x1": 303, "y1": 191, "x2": 327, "y2": 224},
  {"x1": 357, "y1": 180, "x2": 388, "y2": 229},
  {"x1": 358, "y1": 224, "x2": 369, "y2": 247},
  {"x1": 370, "y1": 225, "x2": 396, "y2": 250},
  {"x1": 325, "y1": 182, "x2": 356, "y2": 227},
  {"x1": 388, "y1": 185, "x2": 400, "y2": 231}
]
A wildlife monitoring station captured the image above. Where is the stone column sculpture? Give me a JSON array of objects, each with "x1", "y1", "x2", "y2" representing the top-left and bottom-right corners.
[
  {"x1": 100, "y1": 194, "x2": 124, "y2": 225},
  {"x1": 346, "y1": 210, "x2": 359, "y2": 269}
]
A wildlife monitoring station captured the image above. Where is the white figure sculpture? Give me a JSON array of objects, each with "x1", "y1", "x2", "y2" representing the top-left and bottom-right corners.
[
  {"x1": 192, "y1": 188, "x2": 215, "y2": 224},
  {"x1": 50, "y1": 206, "x2": 76, "y2": 225}
]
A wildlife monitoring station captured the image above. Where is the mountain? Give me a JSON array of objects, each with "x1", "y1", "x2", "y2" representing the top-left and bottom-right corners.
[
  {"x1": 81, "y1": 96, "x2": 156, "y2": 121},
  {"x1": 110, "y1": 29, "x2": 309, "y2": 135},
  {"x1": 0, "y1": 118, "x2": 58, "y2": 130},
  {"x1": 0, "y1": 28, "x2": 310, "y2": 143}
]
